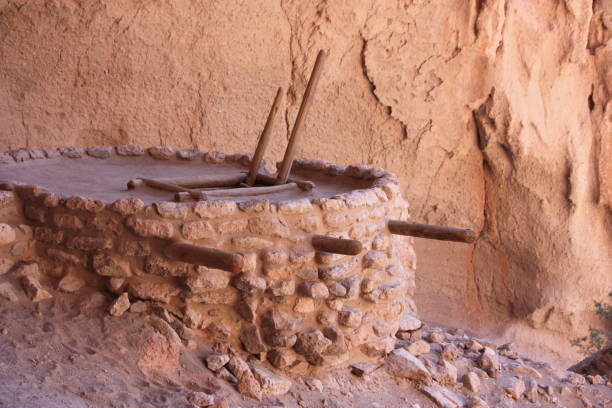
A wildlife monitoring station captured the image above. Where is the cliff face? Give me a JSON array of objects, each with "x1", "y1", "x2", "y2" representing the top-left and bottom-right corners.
[{"x1": 0, "y1": 0, "x2": 610, "y2": 363}]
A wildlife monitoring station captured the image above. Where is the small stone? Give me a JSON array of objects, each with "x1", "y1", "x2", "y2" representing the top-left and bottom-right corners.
[
  {"x1": 441, "y1": 344, "x2": 460, "y2": 361},
  {"x1": 478, "y1": 347, "x2": 500, "y2": 375},
  {"x1": 110, "y1": 198, "x2": 145, "y2": 216},
  {"x1": 186, "y1": 269, "x2": 231, "y2": 291},
  {"x1": 296, "y1": 265, "x2": 319, "y2": 281},
  {"x1": 338, "y1": 306, "x2": 362, "y2": 328},
  {"x1": 116, "y1": 144, "x2": 145, "y2": 156},
  {"x1": 329, "y1": 282, "x2": 347, "y2": 297},
  {"x1": 236, "y1": 296, "x2": 258, "y2": 323},
  {"x1": 202, "y1": 151, "x2": 226, "y2": 163},
  {"x1": 86, "y1": 146, "x2": 113, "y2": 159},
  {"x1": 107, "y1": 277, "x2": 126, "y2": 294},
  {"x1": 237, "y1": 199, "x2": 270, "y2": 213},
  {"x1": 0, "y1": 223, "x2": 16, "y2": 246},
  {"x1": 420, "y1": 384, "x2": 465, "y2": 408},
  {"x1": 299, "y1": 281, "x2": 329, "y2": 299},
  {"x1": 236, "y1": 371, "x2": 263, "y2": 401},
  {"x1": 267, "y1": 349, "x2": 296, "y2": 369},
  {"x1": 126, "y1": 216, "x2": 173, "y2": 239},
  {"x1": 58, "y1": 146, "x2": 85, "y2": 158},
  {"x1": 57, "y1": 274, "x2": 84, "y2": 293},
  {"x1": 434, "y1": 360, "x2": 458, "y2": 385},
  {"x1": 269, "y1": 279, "x2": 295, "y2": 296},
  {"x1": 427, "y1": 331, "x2": 445, "y2": 343},
  {"x1": 396, "y1": 312, "x2": 422, "y2": 332},
  {"x1": 206, "y1": 353, "x2": 230, "y2": 371},
  {"x1": 319, "y1": 264, "x2": 350, "y2": 281},
  {"x1": 277, "y1": 198, "x2": 313, "y2": 215},
  {"x1": 499, "y1": 375, "x2": 525, "y2": 399},
  {"x1": 462, "y1": 372, "x2": 481, "y2": 392},
  {"x1": 404, "y1": 340, "x2": 431, "y2": 356},
  {"x1": 194, "y1": 200, "x2": 237, "y2": 219},
  {"x1": 93, "y1": 254, "x2": 131, "y2": 278},
  {"x1": 181, "y1": 220, "x2": 214, "y2": 240},
  {"x1": 261, "y1": 310, "x2": 302, "y2": 332},
  {"x1": 293, "y1": 297, "x2": 315, "y2": 313},
  {"x1": 216, "y1": 218, "x2": 248, "y2": 234},
  {"x1": 66, "y1": 236, "x2": 113, "y2": 251},
  {"x1": 326, "y1": 298, "x2": 344, "y2": 311},
  {"x1": 187, "y1": 392, "x2": 215, "y2": 407},
  {"x1": 248, "y1": 216, "x2": 289, "y2": 237},
  {"x1": 154, "y1": 202, "x2": 188, "y2": 219},
  {"x1": 127, "y1": 278, "x2": 180, "y2": 303},
  {"x1": 64, "y1": 196, "x2": 105, "y2": 212},
  {"x1": 294, "y1": 330, "x2": 332, "y2": 362},
  {"x1": 227, "y1": 356, "x2": 251, "y2": 380},
  {"x1": 233, "y1": 274, "x2": 266, "y2": 295},
  {"x1": 176, "y1": 149, "x2": 200, "y2": 160},
  {"x1": 148, "y1": 145, "x2": 175, "y2": 160},
  {"x1": 21, "y1": 275, "x2": 52, "y2": 302},
  {"x1": 251, "y1": 365, "x2": 292, "y2": 395},
  {"x1": 240, "y1": 324, "x2": 267, "y2": 354},
  {"x1": 465, "y1": 339, "x2": 484, "y2": 351},
  {"x1": 129, "y1": 300, "x2": 149, "y2": 313},
  {"x1": 363, "y1": 250, "x2": 388, "y2": 269},
  {"x1": 231, "y1": 236, "x2": 273, "y2": 250},
  {"x1": 0, "y1": 282, "x2": 19, "y2": 302},
  {"x1": 350, "y1": 362, "x2": 377, "y2": 377},
  {"x1": 387, "y1": 348, "x2": 432, "y2": 381},
  {"x1": 108, "y1": 293, "x2": 130, "y2": 316}
]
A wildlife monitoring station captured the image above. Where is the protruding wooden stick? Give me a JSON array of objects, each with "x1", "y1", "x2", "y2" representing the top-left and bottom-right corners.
[
  {"x1": 311, "y1": 235, "x2": 364, "y2": 255},
  {"x1": 256, "y1": 173, "x2": 315, "y2": 191},
  {"x1": 165, "y1": 241, "x2": 244, "y2": 273},
  {"x1": 276, "y1": 50, "x2": 327, "y2": 185},
  {"x1": 247, "y1": 87, "x2": 284, "y2": 186},
  {"x1": 388, "y1": 220, "x2": 477, "y2": 243}
]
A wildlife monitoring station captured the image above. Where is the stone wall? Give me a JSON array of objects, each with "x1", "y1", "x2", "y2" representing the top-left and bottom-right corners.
[{"x1": 0, "y1": 145, "x2": 418, "y2": 370}]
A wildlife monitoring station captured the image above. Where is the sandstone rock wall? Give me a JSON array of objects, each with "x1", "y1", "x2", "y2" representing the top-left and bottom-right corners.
[{"x1": 0, "y1": 0, "x2": 610, "y2": 363}]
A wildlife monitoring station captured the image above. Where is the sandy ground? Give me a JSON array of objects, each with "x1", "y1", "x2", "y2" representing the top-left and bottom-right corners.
[{"x1": 0, "y1": 289, "x2": 610, "y2": 408}]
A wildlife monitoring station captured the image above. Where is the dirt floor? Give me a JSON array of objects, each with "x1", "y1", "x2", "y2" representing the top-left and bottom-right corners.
[{"x1": 0, "y1": 289, "x2": 609, "y2": 408}]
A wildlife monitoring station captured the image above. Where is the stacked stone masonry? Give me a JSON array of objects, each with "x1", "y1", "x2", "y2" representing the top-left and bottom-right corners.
[{"x1": 0, "y1": 145, "x2": 418, "y2": 370}]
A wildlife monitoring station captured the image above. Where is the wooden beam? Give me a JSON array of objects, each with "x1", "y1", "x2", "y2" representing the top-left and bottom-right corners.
[
  {"x1": 387, "y1": 220, "x2": 477, "y2": 243},
  {"x1": 164, "y1": 241, "x2": 243, "y2": 273},
  {"x1": 311, "y1": 234, "x2": 364, "y2": 255},
  {"x1": 200, "y1": 182, "x2": 299, "y2": 199},
  {"x1": 153, "y1": 173, "x2": 246, "y2": 189},
  {"x1": 247, "y1": 87, "x2": 284, "y2": 186},
  {"x1": 275, "y1": 50, "x2": 327, "y2": 184}
]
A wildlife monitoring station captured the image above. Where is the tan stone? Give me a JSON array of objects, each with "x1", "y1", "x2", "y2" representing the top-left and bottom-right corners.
[
  {"x1": 109, "y1": 293, "x2": 130, "y2": 316},
  {"x1": 125, "y1": 216, "x2": 173, "y2": 239}
]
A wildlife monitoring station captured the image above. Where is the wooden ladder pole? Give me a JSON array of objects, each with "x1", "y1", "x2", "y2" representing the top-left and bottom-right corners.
[
  {"x1": 247, "y1": 87, "x2": 284, "y2": 186},
  {"x1": 275, "y1": 50, "x2": 327, "y2": 185}
]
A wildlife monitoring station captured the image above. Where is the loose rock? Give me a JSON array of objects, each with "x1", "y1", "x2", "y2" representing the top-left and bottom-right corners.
[{"x1": 108, "y1": 293, "x2": 130, "y2": 316}]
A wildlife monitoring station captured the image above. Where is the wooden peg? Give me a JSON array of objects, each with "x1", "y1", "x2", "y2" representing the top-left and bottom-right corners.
[
  {"x1": 247, "y1": 87, "x2": 284, "y2": 186},
  {"x1": 387, "y1": 220, "x2": 477, "y2": 243},
  {"x1": 164, "y1": 241, "x2": 244, "y2": 273},
  {"x1": 276, "y1": 50, "x2": 327, "y2": 185},
  {"x1": 311, "y1": 234, "x2": 364, "y2": 255}
]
